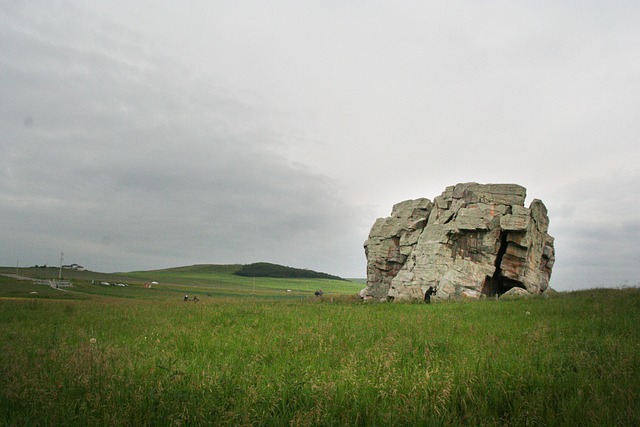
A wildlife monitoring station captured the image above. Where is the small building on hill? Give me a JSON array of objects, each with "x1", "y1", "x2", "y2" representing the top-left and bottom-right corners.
[{"x1": 62, "y1": 264, "x2": 85, "y2": 271}]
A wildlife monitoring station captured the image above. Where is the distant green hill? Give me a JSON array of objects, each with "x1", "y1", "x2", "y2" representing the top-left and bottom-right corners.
[
  {"x1": 234, "y1": 262, "x2": 348, "y2": 281},
  {"x1": 136, "y1": 264, "x2": 243, "y2": 275}
]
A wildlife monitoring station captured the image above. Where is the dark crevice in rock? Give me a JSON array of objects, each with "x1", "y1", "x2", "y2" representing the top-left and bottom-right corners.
[
  {"x1": 481, "y1": 275, "x2": 496, "y2": 296},
  {"x1": 482, "y1": 231, "x2": 524, "y2": 296},
  {"x1": 495, "y1": 231, "x2": 509, "y2": 274}
]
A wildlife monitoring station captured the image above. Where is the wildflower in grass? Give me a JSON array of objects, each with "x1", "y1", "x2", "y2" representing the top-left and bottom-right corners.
[{"x1": 89, "y1": 338, "x2": 97, "y2": 344}]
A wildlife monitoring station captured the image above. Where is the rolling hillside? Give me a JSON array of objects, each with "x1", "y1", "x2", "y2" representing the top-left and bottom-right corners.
[{"x1": 0, "y1": 263, "x2": 363, "y2": 302}]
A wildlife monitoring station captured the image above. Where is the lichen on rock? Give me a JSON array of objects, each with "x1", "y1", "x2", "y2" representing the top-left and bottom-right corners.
[{"x1": 360, "y1": 183, "x2": 555, "y2": 302}]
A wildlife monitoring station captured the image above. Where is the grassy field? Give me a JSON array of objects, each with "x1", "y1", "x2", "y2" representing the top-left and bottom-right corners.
[
  {"x1": 0, "y1": 265, "x2": 363, "y2": 301},
  {"x1": 0, "y1": 267, "x2": 638, "y2": 426}
]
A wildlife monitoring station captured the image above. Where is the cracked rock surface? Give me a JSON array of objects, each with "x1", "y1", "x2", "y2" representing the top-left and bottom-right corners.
[{"x1": 361, "y1": 183, "x2": 555, "y2": 301}]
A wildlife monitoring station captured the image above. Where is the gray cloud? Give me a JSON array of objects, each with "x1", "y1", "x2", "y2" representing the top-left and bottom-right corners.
[
  {"x1": 2, "y1": 1, "x2": 640, "y2": 287},
  {"x1": 0, "y1": 2, "x2": 366, "y2": 276},
  {"x1": 545, "y1": 170, "x2": 640, "y2": 288}
]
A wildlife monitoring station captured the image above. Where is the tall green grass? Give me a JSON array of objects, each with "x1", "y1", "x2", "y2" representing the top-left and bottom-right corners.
[{"x1": 1, "y1": 288, "x2": 638, "y2": 426}]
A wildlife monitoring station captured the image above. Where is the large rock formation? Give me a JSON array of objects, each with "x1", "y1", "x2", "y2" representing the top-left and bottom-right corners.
[{"x1": 361, "y1": 183, "x2": 555, "y2": 301}]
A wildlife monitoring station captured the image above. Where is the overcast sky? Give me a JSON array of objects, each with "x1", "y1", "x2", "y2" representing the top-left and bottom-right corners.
[{"x1": 2, "y1": 1, "x2": 639, "y2": 289}]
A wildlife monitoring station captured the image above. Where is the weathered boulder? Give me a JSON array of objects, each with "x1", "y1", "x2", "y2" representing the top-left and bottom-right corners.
[
  {"x1": 500, "y1": 287, "x2": 532, "y2": 300},
  {"x1": 361, "y1": 183, "x2": 555, "y2": 302}
]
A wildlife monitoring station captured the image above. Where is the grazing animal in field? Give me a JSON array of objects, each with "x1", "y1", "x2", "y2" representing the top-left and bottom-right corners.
[{"x1": 424, "y1": 286, "x2": 437, "y2": 304}]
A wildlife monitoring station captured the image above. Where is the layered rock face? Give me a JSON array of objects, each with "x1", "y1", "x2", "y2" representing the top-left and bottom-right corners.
[{"x1": 361, "y1": 183, "x2": 555, "y2": 301}]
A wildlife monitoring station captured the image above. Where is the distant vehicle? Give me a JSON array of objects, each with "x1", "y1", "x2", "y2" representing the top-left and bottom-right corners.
[
  {"x1": 115, "y1": 283, "x2": 128, "y2": 287},
  {"x1": 100, "y1": 282, "x2": 110, "y2": 286}
]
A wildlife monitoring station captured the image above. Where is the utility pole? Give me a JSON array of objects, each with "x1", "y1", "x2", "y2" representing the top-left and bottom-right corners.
[
  {"x1": 16, "y1": 260, "x2": 18, "y2": 276},
  {"x1": 58, "y1": 252, "x2": 64, "y2": 280}
]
